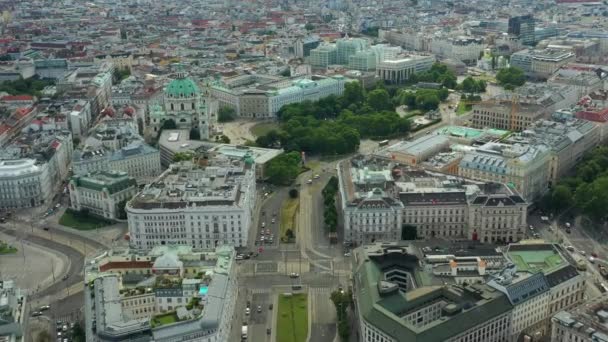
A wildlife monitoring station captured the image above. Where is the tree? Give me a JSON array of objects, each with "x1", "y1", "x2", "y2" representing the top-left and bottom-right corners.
[
  {"x1": 73, "y1": 137, "x2": 81, "y2": 146},
  {"x1": 305, "y1": 22, "x2": 315, "y2": 31},
  {"x1": 71, "y1": 322, "x2": 85, "y2": 342},
  {"x1": 189, "y1": 128, "x2": 200, "y2": 140},
  {"x1": 342, "y1": 81, "x2": 365, "y2": 105},
  {"x1": 366, "y1": 88, "x2": 391, "y2": 111},
  {"x1": 289, "y1": 188, "x2": 299, "y2": 198},
  {"x1": 280, "y1": 68, "x2": 290, "y2": 77},
  {"x1": 173, "y1": 152, "x2": 193, "y2": 162},
  {"x1": 219, "y1": 135, "x2": 231, "y2": 143},
  {"x1": 401, "y1": 224, "x2": 417, "y2": 240},
  {"x1": 36, "y1": 331, "x2": 52, "y2": 342},
  {"x1": 116, "y1": 200, "x2": 128, "y2": 220},
  {"x1": 496, "y1": 67, "x2": 526, "y2": 89},
  {"x1": 265, "y1": 152, "x2": 301, "y2": 185},
  {"x1": 217, "y1": 106, "x2": 236, "y2": 122}
]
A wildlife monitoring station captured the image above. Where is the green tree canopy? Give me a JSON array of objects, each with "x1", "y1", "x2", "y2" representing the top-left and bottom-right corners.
[
  {"x1": 367, "y1": 88, "x2": 391, "y2": 111},
  {"x1": 496, "y1": 67, "x2": 526, "y2": 89},
  {"x1": 265, "y1": 152, "x2": 301, "y2": 185},
  {"x1": 218, "y1": 106, "x2": 236, "y2": 122}
]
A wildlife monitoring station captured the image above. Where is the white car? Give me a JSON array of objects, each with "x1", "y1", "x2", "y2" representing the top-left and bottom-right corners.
[
  {"x1": 580, "y1": 251, "x2": 587, "y2": 256},
  {"x1": 245, "y1": 307, "x2": 250, "y2": 315},
  {"x1": 589, "y1": 256, "x2": 596, "y2": 263},
  {"x1": 307, "y1": 179, "x2": 313, "y2": 184},
  {"x1": 314, "y1": 174, "x2": 320, "y2": 179}
]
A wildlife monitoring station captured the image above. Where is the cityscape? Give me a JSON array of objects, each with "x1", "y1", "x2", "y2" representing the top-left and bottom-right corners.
[{"x1": 4, "y1": 0, "x2": 608, "y2": 342}]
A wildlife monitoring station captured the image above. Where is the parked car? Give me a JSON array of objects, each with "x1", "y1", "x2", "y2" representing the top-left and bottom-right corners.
[
  {"x1": 307, "y1": 179, "x2": 313, "y2": 184},
  {"x1": 31, "y1": 311, "x2": 42, "y2": 317},
  {"x1": 257, "y1": 305, "x2": 262, "y2": 313},
  {"x1": 245, "y1": 307, "x2": 250, "y2": 315},
  {"x1": 39, "y1": 305, "x2": 50, "y2": 311},
  {"x1": 289, "y1": 273, "x2": 299, "y2": 278}
]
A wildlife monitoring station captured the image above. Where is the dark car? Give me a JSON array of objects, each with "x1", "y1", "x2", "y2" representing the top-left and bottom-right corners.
[
  {"x1": 43, "y1": 227, "x2": 50, "y2": 231},
  {"x1": 267, "y1": 328, "x2": 271, "y2": 335}
]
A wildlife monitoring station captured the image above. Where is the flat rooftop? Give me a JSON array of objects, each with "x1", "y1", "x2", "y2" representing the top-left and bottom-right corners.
[{"x1": 506, "y1": 243, "x2": 566, "y2": 274}]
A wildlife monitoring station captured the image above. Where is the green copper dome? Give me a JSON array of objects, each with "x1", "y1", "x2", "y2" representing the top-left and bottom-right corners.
[{"x1": 166, "y1": 77, "x2": 200, "y2": 98}]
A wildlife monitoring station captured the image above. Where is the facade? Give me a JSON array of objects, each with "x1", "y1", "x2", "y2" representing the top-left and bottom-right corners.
[
  {"x1": 209, "y1": 75, "x2": 346, "y2": 118},
  {"x1": 338, "y1": 157, "x2": 529, "y2": 246},
  {"x1": 0, "y1": 280, "x2": 26, "y2": 342},
  {"x1": 508, "y1": 15, "x2": 535, "y2": 46},
  {"x1": 68, "y1": 99, "x2": 92, "y2": 138},
  {"x1": 385, "y1": 135, "x2": 450, "y2": 166},
  {"x1": 336, "y1": 38, "x2": 369, "y2": 64},
  {"x1": 149, "y1": 69, "x2": 213, "y2": 140},
  {"x1": 376, "y1": 54, "x2": 435, "y2": 84},
  {"x1": 510, "y1": 49, "x2": 576, "y2": 79},
  {"x1": 0, "y1": 130, "x2": 73, "y2": 209},
  {"x1": 309, "y1": 44, "x2": 337, "y2": 68},
  {"x1": 430, "y1": 37, "x2": 484, "y2": 65},
  {"x1": 84, "y1": 245, "x2": 237, "y2": 342},
  {"x1": 471, "y1": 101, "x2": 546, "y2": 131},
  {"x1": 552, "y1": 296, "x2": 608, "y2": 342},
  {"x1": 352, "y1": 242, "x2": 513, "y2": 342},
  {"x1": 126, "y1": 157, "x2": 256, "y2": 251},
  {"x1": 294, "y1": 36, "x2": 321, "y2": 58},
  {"x1": 459, "y1": 142, "x2": 551, "y2": 201},
  {"x1": 69, "y1": 171, "x2": 138, "y2": 220}
]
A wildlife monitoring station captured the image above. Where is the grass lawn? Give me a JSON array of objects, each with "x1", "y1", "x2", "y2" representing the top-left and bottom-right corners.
[
  {"x1": 151, "y1": 312, "x2": 178, "y2": 327},
  {"x1": 250, "y1": 122, "x2": 279, "y2": 137},
  {"x1": 456, "y1": 101, "x2": 472, "y2": 116},
  {"x1": 0, "y1": 242, "x2": 16, "y2": 254},
  {"x1": 277, "y1": 293, "x2": 308, "y2": 342},
  {"x1": 59, "y1": 211, "x2": 111, "y2": 230},
  {"x1": 280, "y1": 198, "x2": 299, "y2": 242}
]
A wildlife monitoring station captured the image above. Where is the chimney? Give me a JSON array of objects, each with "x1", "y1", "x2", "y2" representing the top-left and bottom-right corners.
[
  {"x1": 450, "y1": 260, "x2": 458, "y2": 276},
  {"x1": 478, "y1": 259, "x2": 487, "y2": 276}
]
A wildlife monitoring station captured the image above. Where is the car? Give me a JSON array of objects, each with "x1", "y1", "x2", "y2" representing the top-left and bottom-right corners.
[
  {"x1": 566, "y1": 222, "x2": 571, "y2": 228},
  {"x1": 57, "y1": 332, "x2": 62, "y2": 338},
  {"x1": 344, "y1": 252, "x2": 351, "y2": 257},
  {"x1": 261, "y1": 222, "x2": 266, "y2": 228},
  {"x1": 269, "y1": 303, "x2": 273, "y2": 310},
  {"x1": 529, "y1": 225, "x2": 534, "y2": 230},
  {"x1": 289, "y1": 272, "x2": 300, "y2": 278},
  {"x1": 40, "y1": 305, "x2": 50, "y2": 311},
  {"x1": 267, "y1": 328, "x2": 272, "y2": 335},
  {"x1": 590, "y1": 256, "x2": 596, "y2": 263},
  {"x1": 257, "y1": 305, "x2": 262, "y2": 313},
  {"x1": 236, "y1": 254, "x2": 244, "y2": 260},
  {"x1": 55, "y1": 203, "x2": 61, "y2": 209},
  {"x1": 566, "y1": 228, "x2": 572, "y2": 234},
  {"x1": 307, "y1": 179, "x2": 313, "y2": 184},
  {"x1": 62, "y1": 274, "x2": 69, "y2": 281},
  {"x1": 31, "y1": 311, "x2": 42, "y2": 317},
  {"x1": 62, "y1": 325, "x2": 68, "y2": 332},
  {"x1": 266, "y1": 229, "x2": 270, "y2": 235},
  {"x1": 533, "y1": 233, "x2": 540, "y2": 238},
  {"x1": 580, "y1": 251, "x2": 587, "y2": 256},
  {"x1": 43, "y1": 227, "x2": 50, "y2": 231},
  {"x1": 271, "y1": 218, "x2": 275, "y2": 224},
  {"x1": 314, "y1": 174, "x2": 320, "y2": 179},
  {"x1": 292, "y1": 284, "x2": 302, "y2": 290},
  {"x1": 566, "y1": 246, "x2": 575, "y2": 252},
  {"x1": 245, "y1": 308, "x2": 250, "y2": 315}
]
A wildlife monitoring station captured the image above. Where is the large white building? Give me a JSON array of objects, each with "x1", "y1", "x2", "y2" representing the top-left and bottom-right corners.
[
  {"x1": 376, "y1": 54, "x2": 435, "y2": 84},
  {"x1": 0, "y1": 129, "x2": 73, "y2": 209},
  {"x1": 83, "y1": 245, "x2": 238, "y2": 342},
  {"x1": 510, "y1": 48, "x2": 576, "y2": 79},
  {"x1": 127, "y1": 156, "x2": 256, "y2": 251},
  {"x1": 552, "y1": 296, "x2": 608, "y2": 342},
  {"x1": 69, "y1": 171, "x2": 138, "y2": 220}
]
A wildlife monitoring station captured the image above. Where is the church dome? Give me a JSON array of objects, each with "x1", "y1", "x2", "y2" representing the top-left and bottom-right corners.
[{"x1": 166, "y1": 76, "x2": 200, "y2": 99}]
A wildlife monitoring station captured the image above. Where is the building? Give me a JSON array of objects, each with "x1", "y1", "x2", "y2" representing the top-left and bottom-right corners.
[
  {"x1": 72, "y1": 142, "x2": 161, "y2": 182},
  {"x1": 384, "y1": 135, "x2": 450, "y2": 166},
  {"x1": 294, "y1": 36, "x2": 321, "y2": 58},
  {"x1": 0, "y1": 129, "x2": 73, "y2": 209},
  {"x1": 430, "y1": 37, "x2": 484, "y2": 65},
  {"x1": 510, "y1": 49, "x2": 576, "y2": 79},
  {"x1": 209, "y1": 75, "x2": 346, "y2": 118},
  {"x1": 83, "y1": 245, "x2": 237, "y2": 342},
  {"x1": 69, "y1": 171, "x2": 138, "y2": 220},
  {"x1": 376, "y1": 54, "x2": 435, "y2": 84},
  {"x1": 508, "y1": 15, "x2": 535, "y2": 46},
  {"x1": 351, "y1": 242, "x2": 513, "y2": 342},
  {"x1": 552, "y1": 296, "x2": 608, "y2": 342},
  {"x1": 0, "y1": 280, "x2": 26, "y2": 342},
  {"x1": 34, "y1": 58, "x2": 68, "y2": 80},
  {"x1": 505, "y1": 117, "x2": 600, "y2": 183},
  {"x1": 496, "y1": 242, "x2": 585, "y2": 341},
  {"x1": 459, "y1": 142, "x2": 551, "y2": 201},
  {"x1": 471, "y1": 101, "x2": 547, "y2": 132},
  {"x1": 336, "y1": 38, "x2": 369, "y2": 65},
  {"x1": 338, "y1": 157, "x2": 529, "y2": 246},
  {"x1": 308, "y1": 44, "x2": 337, "y2": 68},
  {"x1": 126, "y1": 157, "x2": 256, "y2": 251},
  {"x1": 148, "y1": 68, "x2": 213, "y2": 140}
]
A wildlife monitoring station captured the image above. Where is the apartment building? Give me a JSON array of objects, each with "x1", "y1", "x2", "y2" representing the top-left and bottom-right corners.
[
  {"x1": 0, "y1": 280, "x2": 26, "y2": 342},
  {"x1": 552, "y1": 296, "x2": 608, "y2": 342},
  {"x1": 84, "y1": 245, "x2": 238, "y2": 342},
  {"x1": 69, "y1": 170, "x2": 138, "y2": 220},
  {"x1": 309, "y1": 44, "x2": 337, "y2": 68},
  {"x1": 471, "y1": 101, "x2": 547, "y2": 132},
  {"x1": 459, "y1": 142, "x2": 551, "y2": 201},
  {"x1": 0, "y1": 130, "x2": 73, "y2": 209},
  {"x1": 126, "y1": 157, "x2": 256, "y2": 251}
]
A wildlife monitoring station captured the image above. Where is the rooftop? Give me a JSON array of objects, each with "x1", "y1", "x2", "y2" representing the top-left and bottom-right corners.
[{"x1": 553, "y1": 296, "x2": 608, "y2": 342}]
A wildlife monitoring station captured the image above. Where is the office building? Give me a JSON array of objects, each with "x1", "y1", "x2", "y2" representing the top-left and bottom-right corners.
[
  {"x1": 336, "y1": 38, "x2": 369, "y2": 64},
  {"x1": 508, "y1": 15, "x2": 535, "y2": 46},
  {"x1": 459, "y1": 142, "x2": 551, "y2": 201},
  {"x1": 430, "y1": 37, "x2": 484, "y2": 65},
  {"x1": 294, "y1": 36, "x2": 321, "y2": 58},
  {"x1": 384, "y1": 135, "x2": 450, "y2": 166},
  {"x1": 83, "y1": 245, "x2": 237, "y2": 342},
  {"x1": 352, "y1": 242, "x2": 513, "y2": 342},
  {"x1": 69, "y1": 171, "x2": 138, "y2": 220},
  {"x1": 308, "y1": 44, "x2": 337, "y2": 68},
  {"x1": 0, "y1": 280, "x2": 26, "y2": 342},
  {"x1": 376, "y1": 54, "x2": 435, "y2": 84},
  {"x1": 552, "y1": 296, "x2": 608, "y2": 342},
  {"x1": 126, "y1": 157, "x2": 256, "y2": 251}
]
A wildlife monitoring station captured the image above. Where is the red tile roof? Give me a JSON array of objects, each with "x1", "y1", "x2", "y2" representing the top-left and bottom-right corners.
[{"x1": 2, "y1": 95, "x2": 34, "y2": 102}]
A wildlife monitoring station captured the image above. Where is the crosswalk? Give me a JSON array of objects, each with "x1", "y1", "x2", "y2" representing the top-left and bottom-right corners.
[{"x1": 249, "y1": 286, "x2": 333, "y2": 295}]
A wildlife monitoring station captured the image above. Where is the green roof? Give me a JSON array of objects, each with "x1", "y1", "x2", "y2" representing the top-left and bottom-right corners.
[
  {"x1": 506, "y1": 245, "x2": 565, "y2": 273},
  {"x1": 72, "y1": 170, "x2": 137, "y2": 194},
  {"x1": 166, "y1": 77, "x2": 200, "y2": 98}
]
